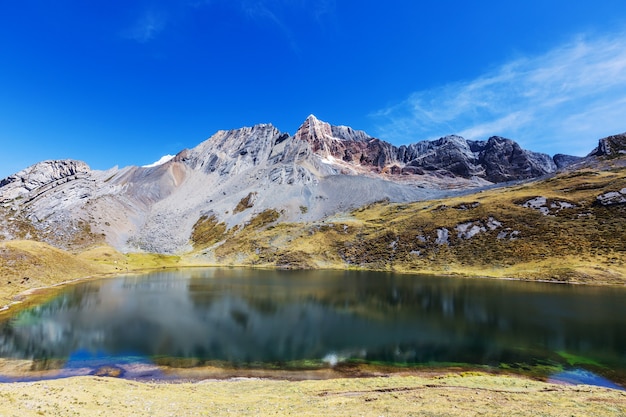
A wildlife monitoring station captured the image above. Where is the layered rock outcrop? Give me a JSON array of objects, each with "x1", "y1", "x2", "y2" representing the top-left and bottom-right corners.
[
  {"x1": 0, "y1": 160, "x2": 90, "y2": 202},
  {"x1": 589, "y1": 133, "x2": 626, "y2": 158}
]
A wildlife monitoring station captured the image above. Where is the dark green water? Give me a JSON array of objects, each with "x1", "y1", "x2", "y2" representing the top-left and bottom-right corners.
[{"x1": 1, "y1": 268, "x2": 625, "y2": 387}]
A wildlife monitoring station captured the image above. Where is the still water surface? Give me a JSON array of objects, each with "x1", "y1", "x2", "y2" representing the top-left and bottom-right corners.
[{"x1": 0, "y1": 268, "x2": 625, "y2": 387}]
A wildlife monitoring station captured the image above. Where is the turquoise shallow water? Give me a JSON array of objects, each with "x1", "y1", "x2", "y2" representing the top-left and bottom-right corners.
[{"x1": 0, "y1": 268, "x2": 624, "y2": 388}]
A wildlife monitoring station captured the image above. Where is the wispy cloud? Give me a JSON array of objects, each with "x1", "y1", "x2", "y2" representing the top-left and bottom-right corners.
[
  {"x1": 236, "y1": 0, "x2": 336, "y2": 54},
  {"x1": 123, "y1": 9, "x2": 167, "y2": 43},
  {"x1": 242, "y1": 1, "x2": 300, "y2": 54},
  {"x1": 372, "y1": 32, "x2": 626, "y2": 156},
  {"x1": 123, "y1": 1, "x2": 335, "y2": 51}
]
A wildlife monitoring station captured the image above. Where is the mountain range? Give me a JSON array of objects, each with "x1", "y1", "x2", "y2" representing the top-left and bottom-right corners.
[{"x1": 0, "y1": 115, "x2": 621, "y2": 259}]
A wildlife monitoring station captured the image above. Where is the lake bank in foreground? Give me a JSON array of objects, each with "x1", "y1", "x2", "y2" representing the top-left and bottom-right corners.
[{"x1": 0, "y1": 372, "x2": 624, "y2": 416}]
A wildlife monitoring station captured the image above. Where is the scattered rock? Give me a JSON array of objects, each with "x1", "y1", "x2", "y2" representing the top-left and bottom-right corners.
[
  {"x1": 91, "y1": 366, "x2": 125, "y2": 378},
  {"x1": 435, "y1": 228, "x2": 449, "y2": 245},
  {"x1": 522, "y1": 197, "x2": 548, "y2": 212},
  {"x1": 454, "y1": 202, "x2": 480, "y2": 210},
  {"x1": 455, "y1": 217, "x2": 502, "y2": 240},
  {"x1": 456, "y1": 222, "x2": 486, "y2": 240},
  {"x1": 596, "y1": 189, "x2": 626, "y2": 206},
  {"x1": 521, "y1": 197, "x2": 577, "y2": 215},
  {"x1": 416, "y1": 235, "x2": 428, "y2": 243},
  {"x1": 497, "y1": 229, "x2": 520, "y2": 240},
  {"x1": 486, "y1": 218, "x2": 502, "y2": 230},
  {"x1": 550, "y1": 201, "x2": 576, "y2": 210}
]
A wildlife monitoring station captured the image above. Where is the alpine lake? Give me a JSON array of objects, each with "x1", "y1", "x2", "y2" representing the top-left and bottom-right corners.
[{"x1": 0, "y1": 268, "x2": 624, "y2": 390}]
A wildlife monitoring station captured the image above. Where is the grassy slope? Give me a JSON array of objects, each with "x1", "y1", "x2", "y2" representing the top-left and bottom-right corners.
[
  {"x1": 0, "y1": 241, "x2": 183, "y2": 315},
  {"x1": 0, "y1": 373, "x2": 625, "y2": 417},
  {"x1": 0, "y1": 240, "x2": 110, "y2": 310},
  {"x1": 188, "y1": 166, "x2": 626, "y2": 285}
]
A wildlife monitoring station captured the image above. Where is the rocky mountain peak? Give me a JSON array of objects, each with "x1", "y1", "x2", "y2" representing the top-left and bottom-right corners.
[
  {"x1": 183, "y1": 123, "x2": 284, "y2": 174},
  {"x1": 476, "y1": 136, "x2": 556, "y2": 182},
  {"x1": 294, "y1": 114, "x2": 334, "y2": 152},
  {"x1": 400, "y1": 135, "x2": 482, "y2": 178},
  {"x1": 294, "y1": 116, "x2": 398, "y2": 170},
  {"x1": 0, "y1": 159, "x2": 91, "y2": 202}
]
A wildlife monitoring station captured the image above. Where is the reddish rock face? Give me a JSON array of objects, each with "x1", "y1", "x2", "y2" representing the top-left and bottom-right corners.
[
  {"x1": 293, "y1": 115, "x2": 560, "y2": 181},
  {"x1": 293, "y1": 115, "x2": 397, "y2": 171}
]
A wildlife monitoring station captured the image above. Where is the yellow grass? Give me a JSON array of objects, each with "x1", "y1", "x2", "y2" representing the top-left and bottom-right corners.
[
  {"x1": 0, "y1": 373, "x2": 624, "y2": 417},
  {"x1": 186, "y1": 167, "x2": 626, "y2": 285}
]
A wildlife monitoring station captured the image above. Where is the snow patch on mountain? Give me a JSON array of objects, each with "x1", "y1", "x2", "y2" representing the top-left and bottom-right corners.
[{"x1": 143, "y1": 155, "x2": 175, "y2": 168}]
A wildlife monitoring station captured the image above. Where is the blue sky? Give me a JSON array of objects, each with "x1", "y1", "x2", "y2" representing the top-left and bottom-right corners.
[{"x1": 2, "y1": 1, "x2": 626, "y2": 178}]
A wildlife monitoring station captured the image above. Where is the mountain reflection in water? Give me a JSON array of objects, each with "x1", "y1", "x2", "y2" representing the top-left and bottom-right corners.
[{"x1": 0, "y1": 268, "x2": 624, "y2": 387}]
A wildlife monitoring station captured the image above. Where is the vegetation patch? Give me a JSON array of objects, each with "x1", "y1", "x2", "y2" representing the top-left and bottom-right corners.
[
  {"x1": 558, "y1": 351, "x2": 606, "y2": 368},
  {"x1": 233, "y1": 192, "x2": 257, "y2": 214},
  {"x1": 245, "y1": 209, "x2": 280, "y2": 229},
  {"x1": 274, "y1": 250, "x2": 315, "y2": 269},
  {"x1": 190, "y1": 214, "x2": 227, "y2": 249}
]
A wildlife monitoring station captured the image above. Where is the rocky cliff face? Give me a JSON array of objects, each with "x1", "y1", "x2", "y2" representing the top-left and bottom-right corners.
[
  {"x1": 294, "y1": 115, "x2": 560, "y2": 182},
  {"x1": 472, "y1": 136, "x2": 557, "y2": 183},
  {"x1": 0, "y1": 115, "x2": 589, "y2": 254},
  {"x1": 553, "y1": 154, "x2": 583, "y2": 169},
  {"x1": 0, "y1": 160, "x2": 90, "y2": 202},
  {"x1": 589, "y1": 133, "x2": 626, "y2": 158},
  {"x1": 399, "y1": 135, "x2": 483, "y2": 177}
]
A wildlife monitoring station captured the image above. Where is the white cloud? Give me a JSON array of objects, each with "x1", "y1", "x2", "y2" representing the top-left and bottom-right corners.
[{"x1": 372, "y1": 32, "x2": 626, "y2": 156}]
